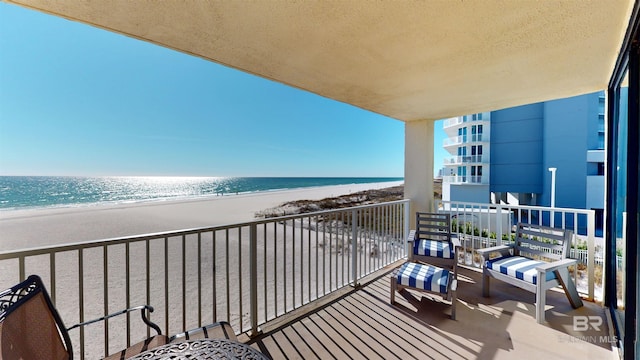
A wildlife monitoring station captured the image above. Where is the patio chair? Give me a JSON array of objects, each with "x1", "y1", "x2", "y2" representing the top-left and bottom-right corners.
[
  {"x1": 408, "y1": 212, "x2": 460, "y2": 279},
  {"x1": 477, "y1": 223, "x2": 584, "y2": 323},
  {"x1": 0, "y1": 275, "x2": 166, "y2": 360}
]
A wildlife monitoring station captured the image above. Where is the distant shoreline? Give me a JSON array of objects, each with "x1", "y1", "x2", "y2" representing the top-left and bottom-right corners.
[
  {"x1": 0, "y1": 180, "x2": 404, "y2": 219},
  {"x1": 0, "y1": 176, "x2": 404, "y2": 212},
  {"x1": 0, "y1": 181, "x2": 404, "y2": 252}
]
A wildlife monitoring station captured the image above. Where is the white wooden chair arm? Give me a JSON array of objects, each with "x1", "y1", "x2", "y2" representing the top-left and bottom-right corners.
[
  {"x1": 476, "y1": 244, "x2": 513, "y2": 259},
  {"x1": 451, "y1": 235, "x2": 461, "y2": 249},
  {"x1": 407, "y1": 229, "x2": 417, "y2": 243},
  {"x1": 535, "y1": 258, "x2": 577, "y2": 273}
]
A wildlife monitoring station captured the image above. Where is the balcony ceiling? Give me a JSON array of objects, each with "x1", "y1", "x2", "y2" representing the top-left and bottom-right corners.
[{"x1": 7, "y1": 0, "x2": 634, "y2": 122}]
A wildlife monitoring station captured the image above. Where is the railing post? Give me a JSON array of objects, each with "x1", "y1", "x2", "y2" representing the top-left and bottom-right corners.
[
  {"x1": 249, "y1": 223, "x2": 260, "y2": 336},
  {"x1": 587, "y1": 210, "x2": 596, "y2": 301},
  {"x1": 351, "y1": 208, "x2": 359, "y2": 287},
  {"x1": 404, "y1": 200, "x2": 410, "y2": 258},
  {"x1": 496, "y1": 204, "x2": 503, "y2": 246}
]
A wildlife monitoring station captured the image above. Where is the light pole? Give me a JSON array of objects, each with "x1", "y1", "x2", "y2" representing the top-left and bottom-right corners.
[{"x1": 548, "y1": 167, "x2": 557, "y2": 227}]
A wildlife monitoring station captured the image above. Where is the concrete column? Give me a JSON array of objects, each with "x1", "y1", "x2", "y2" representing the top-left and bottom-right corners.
[{"x1": 404, "y1": 119, "x2": 435, "y2": 228}]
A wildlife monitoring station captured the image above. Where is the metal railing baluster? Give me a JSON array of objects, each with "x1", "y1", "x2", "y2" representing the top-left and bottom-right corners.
[
  {"x1": 197, "y1": 233, "x2": 202, "y2": 328},
  {"x1": 237, "y1": 228, "x2": 242, "y2": 333},
  {"x1": 104, "y1": 245, "x2": 109, "y2": 357},
  {"x1": 212, "y1": 231, "x2": 217, "y2": 321},
  {"x1": 249, "y1": 223, "x2": 258, "y2": 336},
  {"x1": 78, "y1": 248, "x2": 85, "y2": 360},
  {"x1": 164, "y1": 237, "x2": 169, "y2": 335},
  {"x1": 126, "y1": 242, "x2": 131, "y2": 346}
]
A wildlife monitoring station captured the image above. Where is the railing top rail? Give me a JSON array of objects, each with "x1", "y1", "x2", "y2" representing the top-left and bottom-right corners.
[
  {"x1": 0, "y1": 199, "x2": 411, "y2": 259},
  {"x1": 438, "y1": 200, "x2": 596, "y2": 216}
]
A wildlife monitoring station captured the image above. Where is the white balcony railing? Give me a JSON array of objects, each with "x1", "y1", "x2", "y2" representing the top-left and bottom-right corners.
[
  {"x1": 442, "y1": 115, "x2": 491, "y2": 129},
  {"x1": 443, "y1": 134, "x2": 489, "y2": 147},
  {"x1": 443, "y1": 155, "x2": 487, "y2": 165},
  {"x1": 442, "y1": 117, "x2": 463, "y2": 128},
  {"x1": 0, "y1": 200, "x2": 410, "y2": 359},
  {"x1": 442, "y1": 175, "x2": 488, "y2": 184},
  {"x1": 436, "y1": 200, "x2": 600, "y2": 302}
]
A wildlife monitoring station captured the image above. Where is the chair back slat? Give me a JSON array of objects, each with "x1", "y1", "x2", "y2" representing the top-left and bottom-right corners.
[
  {"x1": 416, "y1": 212, "x2": 451, "y2": 243},
  {"x1": 514, "y1": 223, "x2": 573, "y2": 261}
]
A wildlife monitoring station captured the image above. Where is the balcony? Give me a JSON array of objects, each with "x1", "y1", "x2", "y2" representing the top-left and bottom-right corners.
[
  {"x1": 443, "y1": 155, "x2": 488, "y2": 165},
  {"x1": 443, "y1": 134, "x2": 490, "y2": 148},
  {"x1": 442, "y1": 115, "x2": 490, "y2": 129},
  {"x1": 442, "y1": 175, "x2": 489, "y2": 185},
  {"x1": 442, "y1": 117, "x2": 464, "y2": 128},
  {"x1": 0, "y1": 199, "x2": 612, "y2": 359}
]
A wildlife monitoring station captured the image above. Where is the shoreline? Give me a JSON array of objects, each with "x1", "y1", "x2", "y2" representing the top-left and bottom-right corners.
[{"x1": 0, "y1": 181, "x2": 403, "y2": 252}]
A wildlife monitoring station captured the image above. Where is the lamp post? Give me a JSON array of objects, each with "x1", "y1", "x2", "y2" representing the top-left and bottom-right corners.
[{"x1": 548, "y1": 167, "x2": 557, "y2": 227}]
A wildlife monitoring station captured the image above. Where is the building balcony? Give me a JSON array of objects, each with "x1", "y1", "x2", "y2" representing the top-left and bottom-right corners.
[
  {"x1": 443, "y1": 155, "x2": 488, "y2": 165},
  {"x1": 0, "y1": 199, "x2": 611, "y2": 359},
  {"x1": 442, "y1": 115, "x2": 491, "y2": 130},
  {"x1": 442, "y1": 175, "x2": 489, "y2": 184},
  {"x1": 443, "y1": 134, "x2": 490, "y2": 147},
  {"x1": 442, "y1": 117, "x2": 464, "y2": 128}
]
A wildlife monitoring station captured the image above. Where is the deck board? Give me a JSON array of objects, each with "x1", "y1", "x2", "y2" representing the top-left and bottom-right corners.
[{"x1": 244, "y1": 265, "x2": 616, "y2": 360}]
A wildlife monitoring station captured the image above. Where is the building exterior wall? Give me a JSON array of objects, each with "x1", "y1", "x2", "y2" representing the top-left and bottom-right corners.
[
  {"x1": 489, "y1": 103, "x2": 544, "y2": 194},
  {"x1": 449, "y1": 184, "x2": 490, "y2": 203},
  {"x1": 441, "y1": 91, "x2": 605, "y2": 215}
]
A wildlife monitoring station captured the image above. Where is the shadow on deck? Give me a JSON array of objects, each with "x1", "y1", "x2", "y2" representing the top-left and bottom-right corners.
[{"x1": 242, "y1": 264, "x2": 616, "y2": 360}]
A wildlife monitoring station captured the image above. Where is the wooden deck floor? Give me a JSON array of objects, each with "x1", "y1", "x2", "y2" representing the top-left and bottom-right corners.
[{"x1": 241, "y1": 263, "x2": 618, "y2": 360}]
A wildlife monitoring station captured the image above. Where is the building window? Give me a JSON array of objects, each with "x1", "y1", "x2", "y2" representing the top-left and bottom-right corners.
[
  {"x1": 598, "y1": 133, "x2": 605, "y2": 149},
  {"x1": 470, "y1": 166, "x2": 482, "y2": 183},
  {"x1": 598, "y1": 162, "x2": 605, "y2": 175},
  {"x1": 471, "y1": 125, "x2": 483, "y2": 142},
  {"x1": 458, "y1": 127, "x2": 467, "y2": 143},
  {"x1": 471, "y1": 145, "x2": 483, "y2": 162}
]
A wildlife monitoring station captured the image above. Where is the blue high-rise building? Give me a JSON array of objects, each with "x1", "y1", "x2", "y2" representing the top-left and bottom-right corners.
[{"x1": 441, "y1": 91, "x2": 605, "y2": 227}]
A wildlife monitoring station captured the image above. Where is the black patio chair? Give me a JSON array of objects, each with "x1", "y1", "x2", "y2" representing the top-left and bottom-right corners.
[{"x1": 0, "y1": 275, "x2": 165, "y2": 360}]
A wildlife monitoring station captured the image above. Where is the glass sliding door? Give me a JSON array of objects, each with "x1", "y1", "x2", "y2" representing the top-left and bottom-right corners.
[
  {"x1": 606, "y1": 7, "x2": 639, "y2": 358},
  {"x1": 608, "y1": 71, "x2": 628, "y2": 340}
]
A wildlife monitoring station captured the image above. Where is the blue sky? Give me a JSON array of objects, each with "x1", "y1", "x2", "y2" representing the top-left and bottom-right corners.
[{"x1": 0, "y1": 3, "x2": 446, "y2": 177}]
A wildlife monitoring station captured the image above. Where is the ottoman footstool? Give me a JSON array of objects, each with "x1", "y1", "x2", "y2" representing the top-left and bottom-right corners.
[{"x1": 390, "y1": 262, "x2": 457, "y2": 319}]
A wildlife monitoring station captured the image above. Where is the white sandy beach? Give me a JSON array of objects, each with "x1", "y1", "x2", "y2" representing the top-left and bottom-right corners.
[{"x1": 0, "y1": 181, "x2": 403, "y2": 252}]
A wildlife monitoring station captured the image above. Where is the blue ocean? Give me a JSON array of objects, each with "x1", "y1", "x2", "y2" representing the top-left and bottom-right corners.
[{"x1": 0, "y1": 176, "x2": 403, "y2": 211}]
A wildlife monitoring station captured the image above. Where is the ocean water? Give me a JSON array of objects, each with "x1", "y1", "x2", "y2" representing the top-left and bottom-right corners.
[{"x1": 0, "y1": 176, "x2": 403, "y2": 211}]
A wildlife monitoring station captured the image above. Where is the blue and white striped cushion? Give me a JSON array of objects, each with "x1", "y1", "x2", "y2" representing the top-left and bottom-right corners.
[
  {"x1": 414, "y1": 239, "x2": 454, "y2": 259},
  {"x1": 396, "y1": 262, "x2": 450, "y2": 294},
  {"x1": 486, "y1": 256, "x2": 557, "y2": 285}
]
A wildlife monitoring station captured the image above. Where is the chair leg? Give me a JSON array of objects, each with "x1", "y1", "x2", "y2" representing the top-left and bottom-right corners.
[
  {"x1": 450, "y1": 279, "x2": 457, "y2": 320},
  {"x1": 482, "y1": 268, "x2": 490, "y2": 297},
  {"x1": 536, "y1": 279, "x2": 546, "y2": 324},
  {"x1": 390, "y1": 276, "x2": 396, "y2": 304},
  {"x1": 555, "y1": 267, "x2": 584, "y2": 309}
]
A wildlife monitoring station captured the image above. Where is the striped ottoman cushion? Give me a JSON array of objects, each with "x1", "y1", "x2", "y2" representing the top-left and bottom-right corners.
[
  {"x1": 486, "y1": 256, "x2": 557, "y2": 285},
  {"x1": 414, "y1": 239, "x2": 455, "y2": 259},
  {"x1": 396, "y1": 262, "x2": 450, "y2": 294}
]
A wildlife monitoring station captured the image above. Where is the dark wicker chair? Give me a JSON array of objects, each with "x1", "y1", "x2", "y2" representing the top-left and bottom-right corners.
[{"x1": 0, "y1": 275, "x2": 165, "y2": 360}]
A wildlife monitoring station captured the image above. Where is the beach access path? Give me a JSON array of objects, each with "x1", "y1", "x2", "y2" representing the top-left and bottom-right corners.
[{"x1": 0, "y1": 181, "x2": 403, "y2": 252}]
